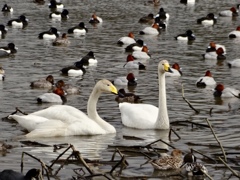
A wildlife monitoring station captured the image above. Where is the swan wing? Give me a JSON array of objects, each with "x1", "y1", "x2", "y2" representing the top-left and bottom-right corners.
[{"x1": 119, "y1": 102, "x2": 158, "y2": 129}]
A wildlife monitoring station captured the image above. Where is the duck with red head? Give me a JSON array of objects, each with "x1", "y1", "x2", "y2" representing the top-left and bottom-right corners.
[
  {"x1": 202, "y1": 47, "x2": 226, "y2": 60},
  {"x1": 219, "y1": 7, "x2": 238, "y2": 17},
  {"x1": 112, "y1": 73, "x2": 137, "y2": 87},
  {"x1": 206, "y1": 41, "x2": 226, "y2": 54},
  {"x1": 37, "y1": 86, "x2": 67, "y2": 104},
  {"x1": 166, "y1": 63, "x2": 182, "y2": 77},
  {"x1": 139, "y1": 23, "x2": 161, "y2": 35},
  {"x1": 123, "y1": 54, "x2": 146, "y2": 70},
  {"x1": 89, "y1": 13, "x2": 103, "y2": 24},
  {"x1": 132, "y1": 45, "x2": 151, "y2": 59},
  {"x1": 229, "y1": 26, "x2": 240, "y2": 38},
  {"x1": 117, "y1": 32, "x2": 136, "y2": 46},
  {"x1": 196, "y1": 70, "x2": 216, "y2": 88},
  {"x1": 213, "y1": 84, "x2": 240, "y2": 98}
]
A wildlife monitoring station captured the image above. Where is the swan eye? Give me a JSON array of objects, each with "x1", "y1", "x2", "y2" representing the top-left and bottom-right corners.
[{"x1": 107, "y1": 84, "x2": 110, "y2": 86}]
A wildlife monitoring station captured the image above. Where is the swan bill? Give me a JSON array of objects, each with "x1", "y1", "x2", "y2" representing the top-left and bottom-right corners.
[
  {"x1": 164, "y1": 63, "x2": 173, "y2": 73},
  {"x1": 110, "y1": 85, "x2": 118, "y2": 95}
]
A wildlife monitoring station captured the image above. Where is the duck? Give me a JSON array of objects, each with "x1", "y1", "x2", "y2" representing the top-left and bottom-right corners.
[
  {"x1": 0, "y1": 43, "x2": 18, "y2": 57},
  {"x1": 138, "y1": 13, "x2": 154, "y2": 24},
  {"x1": 89, "y1": 13, "x2": 103, "y2": 24},
  {"x1": 123, "y1": 54, "x2": 146, "y2": 70},
  {"x1": 75, "y1": 51, "x2": 97, "y2": 66},
  {"x1": 180, "y1": 0, "x2": 195, "y2": 5},
  {"x1": 144, "y1": 0, "x2": 160, "y2": 6},
  {"x1": 150, "y1": 149, "x2": 183, "y2": 170},
  {"x1": 112, "y1": 73, "x2": 137, "y2": 86},
  {"x1": 115, "y1": 88, "x2": 142, "y2": 103},
  {"x1": 52, "y1": 33, "x2": 70, "y2": 46},
  {"x1": 61, "y1": 61, "x2": 86, "y2": 76},
  {"x1": 228, "y1": 26, "x2": 240, "y2": 38},
  {"x1": 205, "y1": 41, "x2": 226, "y2": 55},
  {"x1": 0, "y1": 169, "x2": 41, "y2": 180},
  {"x1": 227, "y1": 59, "x2": 240, "y2": 68},
  {"x1": 132, "y1": 45, "x2": 151, "y2": 59},
  {"x1": 0, "y1": 24, "x2": 7, "y2": 38},
  {"x1": 213, "y1": 84, "x2": 240, "y2": 98},
  {"x1": 30, "y1": 75, "x2": 54, "y2": 89},
  {"x1": 8, "y1": 79, "x2": 118, "y2": 137},
  {"x1": 165, "y1": 63, "x2": 182, "y2": 77},
  {"x1": 55, "y1": 80, "x2": 80, "y2": 95},
  {"x1": 48, "y1": 0, "x2": 64, "y2": 9},
  {"x1": 125, "y1": 39, "x2": 145, "y2": 52},
  {"x1": 36, "y1": 86, "x2": 66, "y2": 104},
  {"x1": 181, "y1": 152, "x2": 208, "y2": 177},
  {"x1": 38, "y1": 27, "x2": 59, "y2": 40},
  {"x1": 117, "y1": 32, "x2": 136, "y2": 46},
  {"x1": 7, "y1": 15, "x2": 28, "y2": 28},
  {"x1": 0, "y1": 66, "x2": 5, "y2": 81},
  {"x1": 195, "y1": 70, "x2": 216, "y2": 88},
  {"x1": 1, "y1": 4, "x2": 13, "y2": 12},
  {"x1": 202, "y1": 47, "x2": 226, "y2": 60},
  {"x1": 174, "y1": 30, "x2": 195, "y2": 41},
  {"x1": 68, "y1": 22, "x2": 88, "y2": 36},
  {"x1": 154, "y1": 17, "x2": 167, "y2": 29},
  {"x1": 197, "y1": 13, "x2": 217, "y2": 26},
  {"x1": 49, "y1": 9, "x2": 69, "y2": 19},
  {"x1": 119, "y1": 60, "x2": 172, "y2": 129},
  {"x1": 139, "y1": 23, "x2": 160, "y2": 35},
  {"x1": 219, "y1": 7, "x2": 238, "y2": 17},
  {"x1": 155, "y1": 7, "x2": 170, "y2": 21}
]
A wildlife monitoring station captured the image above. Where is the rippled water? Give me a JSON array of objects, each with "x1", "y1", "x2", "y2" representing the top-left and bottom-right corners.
[{"x1": 0, "y1": 0, "x2": 240, "y2": 179}]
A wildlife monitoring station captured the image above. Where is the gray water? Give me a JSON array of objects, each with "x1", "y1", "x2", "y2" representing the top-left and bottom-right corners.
[{"x1": 0, "y1": 0, "x2": 240, "y2": 179}]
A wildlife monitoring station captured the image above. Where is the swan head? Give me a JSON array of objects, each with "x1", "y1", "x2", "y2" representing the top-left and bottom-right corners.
[
  {"x1": 158, "y1": 60, "x2": 172, "y2": 74},
  {"x1": 97, "y1": 79, "x2": 118, "y2": 95}
]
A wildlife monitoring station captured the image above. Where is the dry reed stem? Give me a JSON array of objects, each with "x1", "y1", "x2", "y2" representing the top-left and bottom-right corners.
[
  {"x1": 21, "y1": 152, "x2": 50, "y2": 180},
  {"x1": 219, "y1": 157, "x2": 240, "y2": 178},
  {"x1": 205, "y1": 118, "x2": 227, "y2": 162}
]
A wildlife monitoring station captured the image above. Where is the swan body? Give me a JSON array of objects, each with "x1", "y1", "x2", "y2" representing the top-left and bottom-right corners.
[
  {"x1": 119, "y1": 60, "x2": 172, "y2": 129},
  {"x1": 8, "y1": 79, "x2": 118, "y2": 137}
]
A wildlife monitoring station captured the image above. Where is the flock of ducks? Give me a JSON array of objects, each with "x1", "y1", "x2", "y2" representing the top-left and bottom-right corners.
[{"x1": 1, "y1": 0, "x2": 240, "y2": 178}]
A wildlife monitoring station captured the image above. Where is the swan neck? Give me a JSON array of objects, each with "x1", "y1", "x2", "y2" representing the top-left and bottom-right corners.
[
  {"x1": 156, "y1": 71, "x2": 170, "y2": 129},
  {"x1": 87, "y1": 88, "x2": 101, "y2": 119},
  {"x1": 87, "y1": 86, "x2": 116, "y2": 133}
]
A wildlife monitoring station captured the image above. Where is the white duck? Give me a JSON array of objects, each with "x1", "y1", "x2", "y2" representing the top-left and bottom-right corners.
[
  {"x1": 8, "y1": 79, "x2": 118, "y2": 137},
  {"x1": 119, "y1": 60, "x2": 172, "y2": 129}
]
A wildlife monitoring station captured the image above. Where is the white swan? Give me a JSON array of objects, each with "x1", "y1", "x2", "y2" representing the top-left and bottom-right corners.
[
  {"x1": 119, "y1": 60, "x2": 172, "y2": 129},
  {"x1": 8, "y1": 79, "x2": 118, "y2": 137}
]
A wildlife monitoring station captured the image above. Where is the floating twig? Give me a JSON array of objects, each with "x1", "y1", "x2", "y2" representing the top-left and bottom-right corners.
[
  {"x1": 171, "y1": 120, "x2": 209, "y2": 128},
  {"x1": 209, "y1": 108, "x2": 213, "y2": 116},
  {"x1": 190, "y1": 148, "x2": 216, "y2": 163},
  {"x1": 205, "y1": 118, "x2": 227, "y2": 162},
  {"x1": 169, "y1": 127, "x2": 181, "y2": 140},
  {"x1": 181, "y1": 84, "x2": 200, "y2": 114},
  {"x1": 21, "y1": 152, "x2": 50, "y2": 180},
  {"x1": 219, "y1": 157, "x2": 240, "y2": 178}
]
